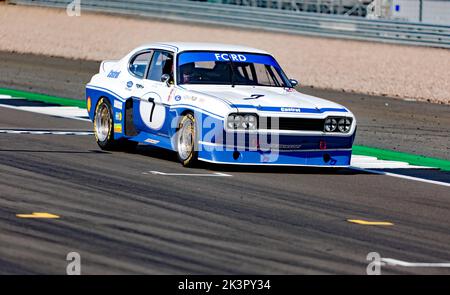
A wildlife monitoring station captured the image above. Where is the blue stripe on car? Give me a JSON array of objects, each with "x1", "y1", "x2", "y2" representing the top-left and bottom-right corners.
[
  {"x1": 232, "y1": 105, "x2": 348, "y2": 113},
  {"x1": 178, "y1": 52, "x2": 281, "y2": 68}
]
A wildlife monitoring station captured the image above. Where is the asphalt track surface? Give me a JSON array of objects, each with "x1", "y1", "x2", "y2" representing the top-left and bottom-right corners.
[{"x1": 0, "y1": 52, "x2": 449, "y2": 274}]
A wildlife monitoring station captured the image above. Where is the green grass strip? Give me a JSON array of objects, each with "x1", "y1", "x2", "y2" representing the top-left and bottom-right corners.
[
  {"x1": 1, "y1": 88, "x2": 448, "y2": 171},
  {"x1": 353, "y1": 145, "x2": 450, "y2": 171},
  {"x1": 0, "y1": 88, "x2": 86, "y2": 109}
]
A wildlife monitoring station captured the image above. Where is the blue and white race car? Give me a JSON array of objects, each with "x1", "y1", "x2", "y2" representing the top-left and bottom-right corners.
[{"x1": 86, "y1": 42, "x2": 356, "y2": 167}]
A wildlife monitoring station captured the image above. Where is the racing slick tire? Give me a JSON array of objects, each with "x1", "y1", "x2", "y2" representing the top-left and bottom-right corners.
[
  {"x1": 94, "y1": 97, "x2": 137, "y2": 151},
  {"x1": 176, "y1": 113, "x2": 199, "y2": 167}
]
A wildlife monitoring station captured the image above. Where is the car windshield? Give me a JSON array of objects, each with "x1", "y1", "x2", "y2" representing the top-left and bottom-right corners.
[{"x1": 177, "y1": 51, "x2": 292, "y2": 87}]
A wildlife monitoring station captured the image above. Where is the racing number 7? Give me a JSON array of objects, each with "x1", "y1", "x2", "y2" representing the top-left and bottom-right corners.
[{"x1": 148, "y1": 97, "x2": 156, "y2": 122}]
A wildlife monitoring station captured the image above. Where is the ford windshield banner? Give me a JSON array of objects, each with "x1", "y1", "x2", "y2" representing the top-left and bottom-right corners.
[{"x1": 178, "y1": 52, "x2": 281, "y2": 68}]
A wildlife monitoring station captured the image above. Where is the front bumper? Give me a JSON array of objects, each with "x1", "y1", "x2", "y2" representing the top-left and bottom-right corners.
[
  {"x1": 198, "y1": 148, "x2": 352, "y2": 167},
  {"x1": 197, "y1": 131, "x2": 355, "y2": 166}
]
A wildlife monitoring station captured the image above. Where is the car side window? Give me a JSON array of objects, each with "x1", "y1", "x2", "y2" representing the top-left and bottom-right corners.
[
  {"x1": 147, "y1": 50, "x2": 174, "y2": 82},
  {"x1": 129, "y1": 51, "x2": 152, "y2": 78}
]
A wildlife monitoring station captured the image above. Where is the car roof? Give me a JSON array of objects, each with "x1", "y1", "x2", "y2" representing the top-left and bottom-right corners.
[{"x1": 134, "y1": 42, "x2": 270, "y2": 54}]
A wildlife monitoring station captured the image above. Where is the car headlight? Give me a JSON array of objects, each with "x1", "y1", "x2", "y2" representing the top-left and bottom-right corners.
[
  {"x1": 324, "y1": 118, "x2": 338, "y2": 132},
  {"x1": 324, "y1": 117, "x2": 352, "y2": 133},
  {"x1": 227, "y1": 114, "x2": 241, "y2": 129},
  {"x1": 338, "y1": 118, "x2": 352, "y2": 133},
  {"x1": 242, "y1": 115, "x2": 257, "y2": 129},
  {"x1": 227, "y1": 114, "x2": 258, "y2": 130}
]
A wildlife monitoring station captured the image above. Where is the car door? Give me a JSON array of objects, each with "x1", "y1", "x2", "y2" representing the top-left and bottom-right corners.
[{"x1": 134, "y1": 49, "x2": 175, "y2": 137}]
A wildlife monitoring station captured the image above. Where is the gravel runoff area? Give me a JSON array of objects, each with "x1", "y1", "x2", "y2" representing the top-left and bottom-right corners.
[{"x1": 0, "y1": 3, "x2": 449, "y2": 104}]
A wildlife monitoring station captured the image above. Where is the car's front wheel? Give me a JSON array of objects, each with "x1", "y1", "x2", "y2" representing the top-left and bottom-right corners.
[
  {"x1": 94, "y1": 98, "x2": 137, "y2": 151},
  {"x1": 176, "y1": 113, "x2": 198, "y2": 167}
]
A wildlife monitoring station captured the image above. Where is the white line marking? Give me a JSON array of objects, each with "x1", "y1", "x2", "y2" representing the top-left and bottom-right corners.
[
  {"x1": 0, "y1": 129, "x2": 93, "y2": 136},
  {"x1": 382, "y1": 258, "x2": 450, "y2": 268},
  {"x1": 19, "y1": 106, "x2": 89, "y2": 121},
  {"x1": 351, "y1": 155, "x2": 435, "y2": 169},
  {"x1": 351, "y1": 167, "x2": 450, "y2": 187},
  {"x1": 147, "y1": 171, "x2": 232, "y2": 177},
  {"x1": 0, "y1": 95, "x2": 12, "y2": 99},
  {"x1": 0, "y1": 104, "x2": 89, "y2": 121}
]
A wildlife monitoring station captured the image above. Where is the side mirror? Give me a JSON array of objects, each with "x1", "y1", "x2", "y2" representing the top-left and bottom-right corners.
[
  {"x1": 289, "y1": 79, "x2": 299, "y2": 87},
  {"x1": 161, "y1": 74, "x2": 171, "y2": 86}
]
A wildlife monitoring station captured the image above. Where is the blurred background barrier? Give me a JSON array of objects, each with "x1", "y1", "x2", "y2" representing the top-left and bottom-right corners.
[
  {"x1": 193, "y1": 0, "x2": 450, "y2": 26},
  {"x1": 7, "y1": 0, "x2": 450, "y2": 48}
]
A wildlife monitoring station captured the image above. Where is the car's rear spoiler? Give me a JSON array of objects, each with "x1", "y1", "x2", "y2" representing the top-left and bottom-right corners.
[{"x1": 99, "y1": 60, "x2": 118, "y2": 74}]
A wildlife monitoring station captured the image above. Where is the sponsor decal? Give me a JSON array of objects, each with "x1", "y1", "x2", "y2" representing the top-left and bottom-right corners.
[
  {"x1": 115, "y1": 112, "x2": 122, "y2": 121},
  {"x1": 183, "y1": 95, "x2": 198, "y2": 102},
  {"x1": 214, "y1": 53, "x2": 247, "y2": 62},
  {"x1": 168, "y1": 88, "x2": 176, "y2": 102},
  {"x1": 178, "y1": 52, "x2": 280, "y2": 68},
  {"x1": 259, "y1": 143, "x2": 303, "y2": 151},
  {"x1": 145, "y1": 138, "x2": 160, "y2": 144},
  {"x1": 107, "y1": 70, "x2": 121, "y2": 79},
  {"x1": 174, "y1": 95, "x2": 182, "y2": 101},
  {"x1": 114, "y1": 123, "x2": 122, "y2": 133},
  {"x1": 113, "y1": 100, "x2": 123, "y2": 110},
  {"x1": 127, "y1": 81, "x2": 133, "y2": 88},
  {"x1": 280, "y1": 107, "x2": 302, "y2": 113},
  {"x1": 86, "y1": 97, "x2": 91, "y2": 112}
]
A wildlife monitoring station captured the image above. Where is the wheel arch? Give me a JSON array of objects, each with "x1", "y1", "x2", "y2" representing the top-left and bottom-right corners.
[
  {"x1": 179, "y1": 109, "x2": 194, "y2": 119},
  {"x1": 87, "y1": 92, "x2": 114, "y2": 121},
  {"x1": 169, "y1": 108, "x2": 195, "y2": 151}
]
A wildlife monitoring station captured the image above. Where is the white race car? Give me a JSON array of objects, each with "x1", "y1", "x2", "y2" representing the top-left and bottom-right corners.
[{"x1": 86, "y1": 42, "x2": 356, "y2": 167}]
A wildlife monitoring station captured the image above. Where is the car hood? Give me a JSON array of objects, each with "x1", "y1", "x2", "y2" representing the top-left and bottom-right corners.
[{"x1": 180, "y1": 85, "x2": 348, "y2": 112}]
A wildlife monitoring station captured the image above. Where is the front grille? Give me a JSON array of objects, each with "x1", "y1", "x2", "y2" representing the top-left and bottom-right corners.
[{"x1": 260, "y1": 117, "x2": 325, "y2": 131}]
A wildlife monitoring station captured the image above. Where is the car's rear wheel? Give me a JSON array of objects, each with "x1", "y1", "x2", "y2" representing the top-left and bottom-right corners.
[
  {"x1": 94, "y1": 98, "x2": 137, "y2": 151},
  {"x1": 176, "y1": 113, "x2": 198, "y2": 167}
]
